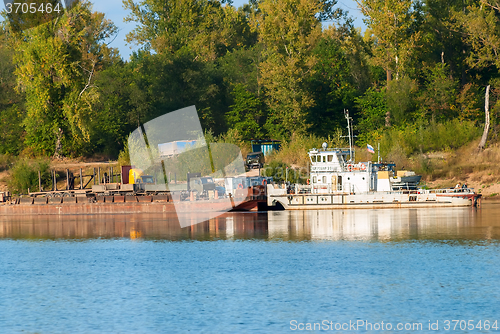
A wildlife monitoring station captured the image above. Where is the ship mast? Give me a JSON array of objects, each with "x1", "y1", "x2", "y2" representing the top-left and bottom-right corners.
[{"x1": 344, "y1": 109, "x2": 353, "y2": 162}]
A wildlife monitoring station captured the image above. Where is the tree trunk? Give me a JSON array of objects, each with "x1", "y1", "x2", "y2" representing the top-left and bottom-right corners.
[
  {"x1": 54, "y1": 128, "x2": 63, "y2": 159},
  {"x1": 478, "y1": 85, "x2": 490, "y2": 152},
  {"x1": 385, "y1": 69, "x2": 392, "y2": 127}
]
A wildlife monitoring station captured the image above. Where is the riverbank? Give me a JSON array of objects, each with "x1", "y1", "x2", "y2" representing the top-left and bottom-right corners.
[
  {"x1": 0, "y1": 156, "x2": 121, "y2": 193},
  {"x1": 3, "y1": 140, "x2": 500, "y2": 198},
  {"x1": 416, "y1": 141, "x2": 500, "y2": 199}
]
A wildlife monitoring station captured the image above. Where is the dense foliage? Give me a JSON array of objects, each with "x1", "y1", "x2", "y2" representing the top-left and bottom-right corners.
[{"x1": 2, "y1": 0, "x2": 500, "y2": 161}]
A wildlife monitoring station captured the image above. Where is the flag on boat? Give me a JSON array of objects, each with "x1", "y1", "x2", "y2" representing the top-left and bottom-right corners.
[{"x1": 367, "y1": 144, "x2": 375, "y2": 153}]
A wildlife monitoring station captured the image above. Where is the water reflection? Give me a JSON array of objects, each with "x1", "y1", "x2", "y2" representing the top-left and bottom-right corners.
[
  {"x1": 0, "y1": 212, "x2": 269, "y2": 241},
  {"x1": 268, "y1": 207, "x2": 500, "y2": 241},
  {"x1": 1, "y1": 205, "x2": 500, "y2": 241}
]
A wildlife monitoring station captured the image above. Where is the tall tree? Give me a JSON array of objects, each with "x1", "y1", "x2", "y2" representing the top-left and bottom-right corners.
[
  {"x1": 5, "y1": 0, "x2": 119, "y2": 156},
  {"x1": 422, "y1": 0, "x2": 471, "y2": 84},
  {"x1": 452, "y1": 1, "x2": 500, "y2": 71},
  {"x1": 356, "y1": 0, "x2": 423, "y2": 82},
  {"x1": 0, "y1": 31, "x2": 25, "y2": 154},
  {"x1": 256, "y1": 0, "x2": 323, "y2": 138},
  {"x1": 123, "y1": 0, "x2": 255, "y2": 61},
  {"x1": 308, "y1": 26, "x2": 370, "y2": 136}
]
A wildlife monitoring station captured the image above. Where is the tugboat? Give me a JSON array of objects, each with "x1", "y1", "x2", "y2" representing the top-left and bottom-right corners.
[
  {"x1": 266, "y1": 143, "x2": 480, "y2": 210},
  {"x1": 266, "y1": 111, "x2": 481, "y2": 210}
]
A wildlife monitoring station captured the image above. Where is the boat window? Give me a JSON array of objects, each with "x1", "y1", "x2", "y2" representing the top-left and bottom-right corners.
[
  {"x1": 327, "y1": 155, "x2": 333, "y2": 162},
  {"x1": 322, "y1": 156, "x2": 326, "y2": 162},
  {"x1": 313, "y1": 176, "x2": 317, "y2": 183},
  {"x1": 322, "y1": 176, "x2": 326, "y2": 183},
  {"x1": 311, "y1": 155, "x2": 316, "y2": 162}
]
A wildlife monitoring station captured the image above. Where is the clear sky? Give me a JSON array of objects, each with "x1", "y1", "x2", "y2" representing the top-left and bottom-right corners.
[{"x1": 92, "y1": 0, "x2": 365, "y2": 60}]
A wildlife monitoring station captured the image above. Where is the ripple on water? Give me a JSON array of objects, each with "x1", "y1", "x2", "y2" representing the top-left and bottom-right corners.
[{"x1": 0, "y1": 206, "x2": 500, "y2": 333}]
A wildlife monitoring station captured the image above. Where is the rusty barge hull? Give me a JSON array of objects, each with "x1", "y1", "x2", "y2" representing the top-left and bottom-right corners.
[{"x1": 0, "y1": 196, "x2": 265, "y2": 216}]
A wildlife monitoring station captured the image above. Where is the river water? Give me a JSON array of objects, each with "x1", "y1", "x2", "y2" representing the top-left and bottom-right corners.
[{"x1": 1, "y1": 204, "x2": 500, "y2": 333}]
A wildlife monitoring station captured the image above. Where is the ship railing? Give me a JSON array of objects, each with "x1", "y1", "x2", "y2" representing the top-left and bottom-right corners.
[
  {"x1": 309, "y1": 184, "x2": 347, "y2": 193},
  {"x1": 372, "y1": 188, "x2": 477, "y2": 195},
  {"x1": 426, "y1": 188, "x2": 476, "y2": 194},
  {"x1": 311, "y1": 147, "x2": 352, "y2": 153},
  {"x1": 295, "y1": 184, "x2": 312, "y2": 194}
]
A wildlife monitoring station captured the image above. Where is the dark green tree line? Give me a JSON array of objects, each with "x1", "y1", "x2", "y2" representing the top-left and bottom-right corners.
[{"x1": 3, "y1": 0, "x2": 500, "y2": 159}]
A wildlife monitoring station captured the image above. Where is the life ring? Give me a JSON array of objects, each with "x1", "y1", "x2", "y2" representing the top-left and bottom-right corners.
[
  {"x1": 262, "y1": 179, "x2": 267, "y2": 186},
  {"x1": 307, "y1": 179, "x2": 310, "y2": 185},
  {"x1": 347, "y1": 164, "x2": 353, "y2": 172},
  {"x1": 237, "y1": 183, "x2": 244, "y2": 189},
  {"x1": 360, "y1": 163, "x2": 366, "y2": 171}
]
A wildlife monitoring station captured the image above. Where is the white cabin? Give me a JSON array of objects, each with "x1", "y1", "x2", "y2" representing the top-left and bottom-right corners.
[{"x1": 308, "y1": 147, "x2": 383, "y2": 194}]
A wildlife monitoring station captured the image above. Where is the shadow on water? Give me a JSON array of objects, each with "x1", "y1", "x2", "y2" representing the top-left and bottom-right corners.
[{"x1": 1, "y1": 204, "x2": 500, "y2": 242}]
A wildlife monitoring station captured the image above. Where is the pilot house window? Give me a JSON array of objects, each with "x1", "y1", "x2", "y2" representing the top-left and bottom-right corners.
[
  {"x1": 322, "y1": 176, "x2": 326, "y2": 183},
  {"x1": 313, "y1": 176, "x2": 317, "y2": 183},
  {"x1": 328, "y1": 155, "x2": 333, "y2": 162}
]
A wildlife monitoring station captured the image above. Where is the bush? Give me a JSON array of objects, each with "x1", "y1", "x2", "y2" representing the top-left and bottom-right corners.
[
  {"x1": 117, "y1": 145, "x2": 130, "y2": 166},
  {"x1": 359, "y1": 120, "x2": 481, "y2": 159},
  {"x1": 8, "y1": 159, "x2": 51, "y2": 194}
]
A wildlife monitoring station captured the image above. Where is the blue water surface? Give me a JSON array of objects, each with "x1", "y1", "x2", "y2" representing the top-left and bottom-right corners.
[{"x1": 1, "y1": 238, "x2": 500, "y2": 333}]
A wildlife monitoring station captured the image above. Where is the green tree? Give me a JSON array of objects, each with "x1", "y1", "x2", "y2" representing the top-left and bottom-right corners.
[
  {"x1": 0, "y1": 31, "x2": 24, "y2": 154},
  {"x1": 218, "y1": 44, "x2": 263, "y2": 96},
  {"x1": 256, "y1": 0, "x2": 323, "y2": 138},
  {"x1": 5, "y1": 0, "x2": 119, "y2": 156},
  {"x1": 308, "y1": 26, "x2": 370, "y2": 136},
  {"x1": 226, "y1": 84, "x2": 264, "y2": 140},
  {"x1": 386, "y1": 76, "x2": 419, "y2": 126},
  {"x1": 123, "y1": 0, "x2": 254, "y2": 61},
  {"x1": 452, "y1": 1, "x2": 500, "y2": 71},
  {"x1": 420, "y1": 64, "x2": 458, "y2": 122},
  {"x1": 421, "y1": 0, "x2": 470, "y2": 84},
  {"x1": 355, "y1": 87, "x2": 387, "y2": 133},
  {"x1": 95, "y1": 50, "x2": 230, "y2": 145},
  {"x1": 356, "y1": 0, "x2": 423, "y2": 82}
]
